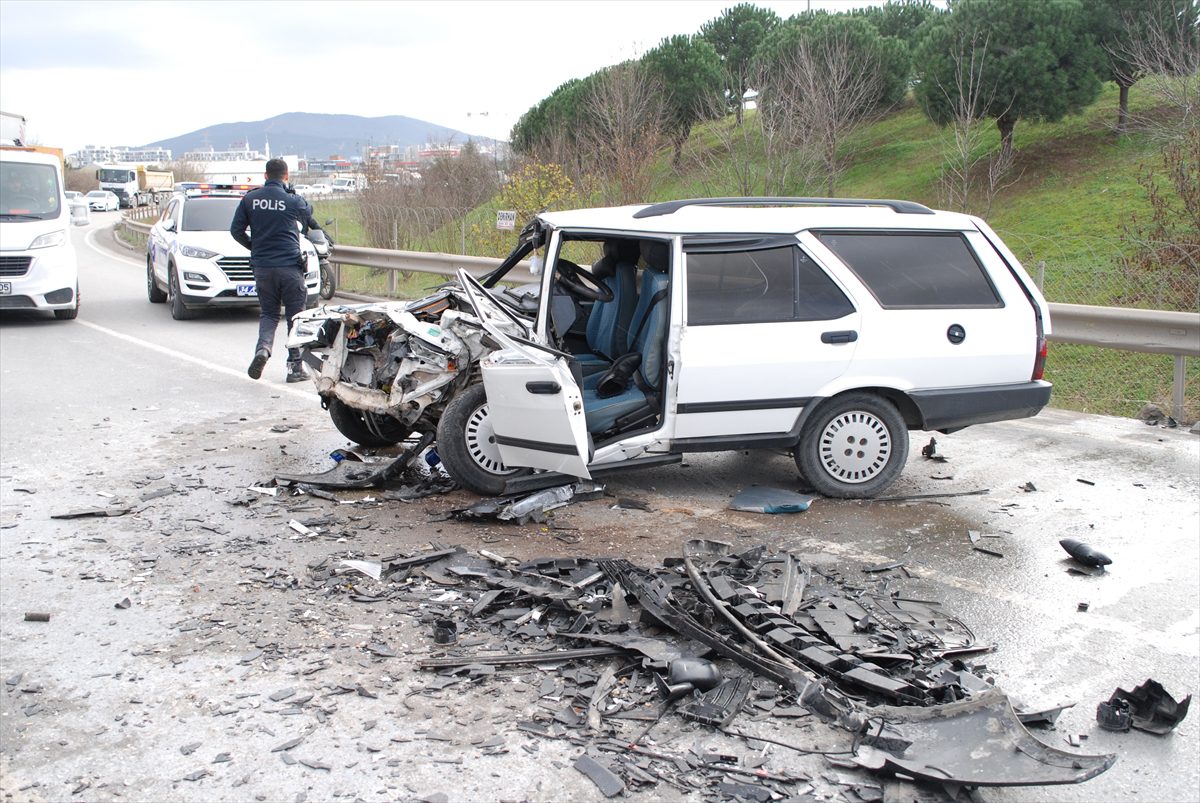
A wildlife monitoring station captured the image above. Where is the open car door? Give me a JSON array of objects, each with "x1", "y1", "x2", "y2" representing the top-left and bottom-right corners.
[{"x1": 458, "y1": 269, "x2": 592, "y2": 479}]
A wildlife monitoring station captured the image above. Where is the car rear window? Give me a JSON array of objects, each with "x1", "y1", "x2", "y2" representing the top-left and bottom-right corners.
[
  {"x1": 815, "y1": 231, "x2": 1001, "y2": 309},
  {"x1": 182, "y1": 197, "x2": 241, "y2": 231},
  {"x1": 686, "y1": 245, "x2": 854, "y2": 325}
]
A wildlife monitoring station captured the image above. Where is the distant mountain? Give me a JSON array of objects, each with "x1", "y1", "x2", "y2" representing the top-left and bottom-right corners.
[{"x1": 142, "y1": 112, "x2": 492, "y2": 160}]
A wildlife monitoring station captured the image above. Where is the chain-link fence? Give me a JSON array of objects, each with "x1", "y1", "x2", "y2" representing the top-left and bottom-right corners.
[{"x1": 997, "y1": 230, "x2": 1199, "y2": 423}]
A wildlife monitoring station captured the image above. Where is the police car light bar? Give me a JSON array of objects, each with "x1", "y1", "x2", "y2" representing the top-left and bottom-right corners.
[{"x1": 178, "y1": 182, "x2": 259, "y2": 197}]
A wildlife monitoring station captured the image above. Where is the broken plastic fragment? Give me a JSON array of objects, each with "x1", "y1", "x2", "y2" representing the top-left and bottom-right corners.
[
  {"x1": 1096, "y1": 698, "x2": 1132, "y2": 732},
  {"x1": 1107, "y1": 679, "x2": 1192, "y2": 735},
  {"x1": 1059, "y1": 538, "x2": 1111, "y2": 567},
  {"x1": 338, "y1": 560, "x2": 382, "y2": 581},
  {"x1": 729, "y1": 486, "x2": 813, "y2": 514}
]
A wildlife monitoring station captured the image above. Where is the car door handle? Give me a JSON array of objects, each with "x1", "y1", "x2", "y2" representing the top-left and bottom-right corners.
[
  {"x1": 821, "y1": 330, "x2": 858, "y2": 344},
  {"x1": 526, "y1": 381, "x2": 561, "y2": 394}
]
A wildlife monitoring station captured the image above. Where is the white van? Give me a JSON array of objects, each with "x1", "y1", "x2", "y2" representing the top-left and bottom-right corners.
[{"x1": 0, "y1": 147, "x2": 84, "y2": 319}]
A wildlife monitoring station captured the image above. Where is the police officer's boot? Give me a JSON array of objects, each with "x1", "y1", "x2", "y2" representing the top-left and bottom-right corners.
[{"x1": 286, "y1": 360, "x2": 307, "y2": 383}]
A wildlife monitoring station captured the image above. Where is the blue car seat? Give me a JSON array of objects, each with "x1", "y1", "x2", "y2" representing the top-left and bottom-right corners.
[
  {"x1": 582, "y1": 241, "x2": 670, "y2": 434},
  {"x1": 576, "y1": 240, "x2": 638, "y2": 372}
]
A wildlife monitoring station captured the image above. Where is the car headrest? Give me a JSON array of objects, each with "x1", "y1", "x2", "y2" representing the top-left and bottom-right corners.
[
  {"x1": 591, "y1": 255, "x2": 616, "y2": 280},
  {"x1": 640, "y1": 240, "x2": 669, "y2": 273}
]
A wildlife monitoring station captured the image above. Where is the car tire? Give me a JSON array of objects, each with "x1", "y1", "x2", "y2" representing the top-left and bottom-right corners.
[
  {"x1": 168, "y1": 264, "x2": 197, "y2": 320},
  {"x1": 327, "y1": 398, "x2": 409, "y2": 447},
  {"x1": 147, "y1": 257, "x2": 166, "y2": 303},
  {"x1": 795, "y1": 392, "x2": 909, "y2": 499},
  {"x1": 437, "y1": 382, "x2": 529, "y2": 496},
  {"x1": 53, "y1": 285, "x2": 79, "y2": 320}
]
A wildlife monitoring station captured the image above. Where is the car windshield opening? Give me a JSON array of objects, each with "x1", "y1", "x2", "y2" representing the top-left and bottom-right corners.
[
  {"x1": 182, "y1": 197, "x2": 241, "y2": 231},
  {"x1": 0, "y1": 162, "x2": 62, "y2": 218}
]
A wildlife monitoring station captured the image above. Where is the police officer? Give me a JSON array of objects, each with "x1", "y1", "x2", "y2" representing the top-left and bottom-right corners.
[{"x1": 231, "y1": 158, "x2": 316, "y2": 382}]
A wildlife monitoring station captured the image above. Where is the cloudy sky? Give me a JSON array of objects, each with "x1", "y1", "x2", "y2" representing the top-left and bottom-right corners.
[{"x1": 1, "y1": 0, "x2": 882, "y2": 154}]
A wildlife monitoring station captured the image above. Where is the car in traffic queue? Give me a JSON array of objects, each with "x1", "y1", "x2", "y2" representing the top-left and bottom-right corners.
[
  {"x1": 86, "y1": 190, "x2": 119, "y2": 211},
  {"x1": 146, "y1": 182, "x2": 320, "y2": 320}
]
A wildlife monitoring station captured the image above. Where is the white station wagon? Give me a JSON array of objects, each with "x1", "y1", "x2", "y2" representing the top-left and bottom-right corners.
[{"x1": 291, "y1": 197, "x2": 1051, "y2": 498}]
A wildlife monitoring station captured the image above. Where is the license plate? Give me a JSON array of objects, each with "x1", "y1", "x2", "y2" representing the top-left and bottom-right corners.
[
  {"x1": 0, "y1": 282, "x2": 10, "y2": 295},
  {"x1": 236, "y1": 284, "x2": 257, "y2": 297}
]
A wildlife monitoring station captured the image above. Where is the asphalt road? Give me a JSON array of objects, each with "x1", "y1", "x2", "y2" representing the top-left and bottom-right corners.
[{"x1": 0, "y1": 218, "x2": 1197, "y2": 802}]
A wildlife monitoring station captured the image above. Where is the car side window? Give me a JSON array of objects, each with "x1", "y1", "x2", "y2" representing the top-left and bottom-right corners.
[
  {"x1": 161, "y1": 200, "x2": 177, "y2": 224},
  {"x1": 686, "y1": 245, "x2": 854, "y2": 325},
  {"x1": 816, "y1": 231, "x2": 1002, "y2": 309}
]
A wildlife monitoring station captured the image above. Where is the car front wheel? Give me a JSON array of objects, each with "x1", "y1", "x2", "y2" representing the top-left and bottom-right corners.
[
  {"x1": 147, "y1": 257, "x2": 166, "y2": 303},
  {"x1": 437, "y1": 383, "x2": 528, "y2": 496},
  {"x1": 795, "y1": 393, "x2": 909, "y2": 499},
  {"x1": 168, "y1": 265, "x2": 197, "y2": 320}
]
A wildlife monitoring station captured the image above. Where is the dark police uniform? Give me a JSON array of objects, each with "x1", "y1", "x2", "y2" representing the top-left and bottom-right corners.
[{"x1": 230, "y1": 178, "x2": 313, "y2": 368}]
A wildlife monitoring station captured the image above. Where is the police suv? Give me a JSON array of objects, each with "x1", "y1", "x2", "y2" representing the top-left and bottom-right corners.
[{"x1": 146, "y1": 183, "x2": 320, "y2": 320}]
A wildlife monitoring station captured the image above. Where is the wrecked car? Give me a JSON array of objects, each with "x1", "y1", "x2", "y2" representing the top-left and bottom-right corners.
[{"x1": 290, "y1": 197, "x2": 1052, "y2": 498}]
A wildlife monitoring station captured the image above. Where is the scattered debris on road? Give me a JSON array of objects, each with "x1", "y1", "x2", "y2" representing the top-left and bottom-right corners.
[
  {"x1": 337, "y1": 538, "x2": 1122, "y2": 797},
  {"x1": 1060, "y1": 538, "x2": 1112, "y2": 568}
]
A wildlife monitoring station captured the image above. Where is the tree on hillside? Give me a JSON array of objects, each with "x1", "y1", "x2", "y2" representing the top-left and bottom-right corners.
[
  {"x1": 850, "y1": 0, "x2": 943, "y2": 47},
  {"x1": 643, "y1": 35, "x2": 725, "y2": 165},
  {"x1": 1088, "y1": 0, "x2": 1195, "y2": 135},
  {"x1": 700, "y1": 4, "x2": 780, "y2": 125},
  {"x1": 1105, "y1": 0, "x2": 1200, "y2": 142},
  {"x1": 926, "y1": 28, "x2": 1019, "y2": 216},
  {"x1": 582, "y1": 62, "x2": 667, "y2": 205},
  {"x1": 915, "y1": 0, "x2": 1106, "y2": 162},
  {"x1": 757, "y1": 13, "x2": 908, "y2": 196}
]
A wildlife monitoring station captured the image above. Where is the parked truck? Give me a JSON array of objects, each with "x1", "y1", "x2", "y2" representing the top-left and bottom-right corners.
[{"x1": 95, "y1": 165, "x2": 175, "y2": 208}]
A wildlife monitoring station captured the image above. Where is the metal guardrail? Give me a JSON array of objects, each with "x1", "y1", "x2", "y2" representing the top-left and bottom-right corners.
[
  {"x1": 330, "y1": 244, "x2": 534, "y2": 283},
  {"x1": 1049, "y1": 303, "x2": 1199, "y2": 421}
]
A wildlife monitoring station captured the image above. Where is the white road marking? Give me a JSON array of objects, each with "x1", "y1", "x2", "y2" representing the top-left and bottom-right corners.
[
  {"x1": 75, "y1": 319, "x2": 313, "y2": 400},
  {"x1": 79, "y1": 225, "x2": 313, "y2": 399},
  {"x1": 84, "y1": 227, "x2": 143, "y2": 267}
]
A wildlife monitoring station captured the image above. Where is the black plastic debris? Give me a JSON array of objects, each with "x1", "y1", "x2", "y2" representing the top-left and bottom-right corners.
[
  {"x1": 1059, "y1": 539, "x2": 1112, "y2": 567},
  {"x1": 114, "y1": 597, "x2": 131, "y2": 610},
  {"x1": 51, "y1": 507, "x2": 131, "y2": 519},
  {"x1": 1096, "y1": 698, "x2": 1133, "y2": 732},
  {"x1": 854, "y1": 691, "x2": 1116, "y2": 786},
  {"x1": 372, "y1": 539, "x2": 1116, "y2": 794},
  {"x1": 449, "y1": 481, "x2": 604, "y2": 525},
  {"x1": 275, "y1": 433, "x2": 435, "y2": 490},
  {"x1": 729, "y1": 486, "x2": 813, "y2": 514},
  {"x1": 921, "y1": 437, "x2": 947, "y2": 462},
  {"x1": 1105, "y1": 679, "x2": 1192, "y2": 735},
  {"x1": 573, "y1": 754, "x2": 625, "y2": 798}
]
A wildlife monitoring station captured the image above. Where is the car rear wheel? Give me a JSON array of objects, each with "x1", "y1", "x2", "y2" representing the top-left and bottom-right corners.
[
  {"x1": 168, "y1": 264, "x2": 197, "y2": 320},
  {"x1": 795, "y1": 393, "x2": 909, "y2": 499},
  {"x1": 147, "y1": 257, "x2": 166, "y2": 303},
  {"x1": 327, "y1": 398, "x2": 410, "y2": 447},
  {"x1": 437, "y1": 383, "x2": 528, "y2": 496}
]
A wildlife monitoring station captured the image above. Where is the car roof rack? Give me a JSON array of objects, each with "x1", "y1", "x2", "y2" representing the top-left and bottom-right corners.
[{"x1": 632, "y1": 197, "x2": 935, "y2": 219}]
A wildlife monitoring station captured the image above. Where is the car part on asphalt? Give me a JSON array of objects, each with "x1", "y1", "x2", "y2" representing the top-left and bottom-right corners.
[
  {"x1": 1105, "y1": 679, "x2": 1192, "y2": 734},
  {"x1": 274, "y1": 433, "x2": 435, "y2": 490},
  {"x1": 729, "y1": 486, "x2": 814, "y2": 514},
  {"x1": 1059, "y1": 538, "x2": 1112, "y2": 567},
  {"x1": 1096, "y1": 697, "x2": 1134, "y2": 731}
]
